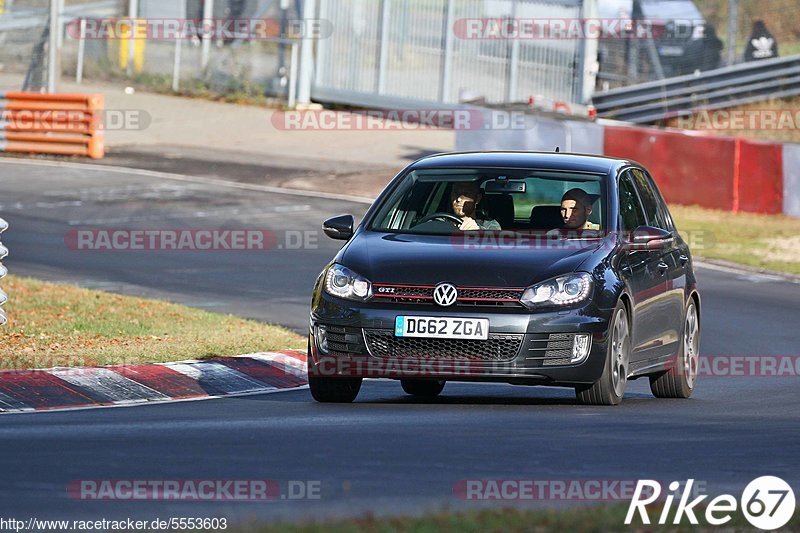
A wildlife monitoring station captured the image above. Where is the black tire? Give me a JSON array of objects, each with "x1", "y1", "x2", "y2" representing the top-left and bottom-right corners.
[
  {"x1": 650, "y1": 300, "x2": 699, "y2": 399},
  {"x1": 308, "y1": 376, "x2": 362, "y2": 403},
  {"x1": 307, "y1": 337, "x2": 362, "y2": 403},
  {"x1": 576, "y1": 301, "x2": 630, "y2": 406},
  {"x1": 401, "y1": 379, "x2": 445, "y2": 399}
]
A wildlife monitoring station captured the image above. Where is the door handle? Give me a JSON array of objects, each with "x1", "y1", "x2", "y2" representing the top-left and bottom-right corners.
[
  {"x1": 657, "y1": 261, "x2": 669, "y2": 275},
  {"x1": 679, "y1": 255, "x2": 689, "y2": 266}
]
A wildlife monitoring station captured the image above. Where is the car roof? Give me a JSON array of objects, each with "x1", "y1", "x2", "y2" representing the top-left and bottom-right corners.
[{"x1": 408, "y1": 151, "x2": 633, "y2": 176}]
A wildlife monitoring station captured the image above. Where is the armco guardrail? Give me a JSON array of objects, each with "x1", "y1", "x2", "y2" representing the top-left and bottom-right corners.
[
  {"x1": 592, "y1": 55, "x2": 800, "y2": 124},
  {"x1": 0, "y1": 92, "x2": 104, "y2": 159},
  {"x1": 0, "y1": 217, "x2": 7, "y2": 326}
]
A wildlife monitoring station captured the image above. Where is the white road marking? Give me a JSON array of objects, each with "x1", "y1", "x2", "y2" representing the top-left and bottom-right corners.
[{"x1": 696, "y1": 261, "x2": 799, "y2": 284}]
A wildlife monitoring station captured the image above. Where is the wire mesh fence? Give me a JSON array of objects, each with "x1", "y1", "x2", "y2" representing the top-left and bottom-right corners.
[
  {"x1": 596, "y1": 0, "x2": 800, "y2": 91},
  {"x1": 315, "y1": 0, "x2": 586, "y2": 106},
  {"x1": 2, "y1": 0, "x2": 799, "y2": 105},
  {"x1": 1, "y1": 0, "x2": 298, "y2": 101}
]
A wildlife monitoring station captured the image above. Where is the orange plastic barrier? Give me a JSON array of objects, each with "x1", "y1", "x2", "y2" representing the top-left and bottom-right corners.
[{"x1": 0, "y1": 92, "x2": 104, "y2": 159}]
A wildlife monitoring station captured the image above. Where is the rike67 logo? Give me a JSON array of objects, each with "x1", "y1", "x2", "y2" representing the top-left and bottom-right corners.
[{"x1": 627, "y1": 477, "x2": 795, "y2": 530}]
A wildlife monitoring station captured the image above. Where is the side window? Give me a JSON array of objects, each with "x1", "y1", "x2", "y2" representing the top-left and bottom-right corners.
[
  {"x1": 618, "y1": 173, "x2": 647, "y2": 231},
  {"x1": 631, "y1": 169, "x2": 668, "y2": 229},
  {"x1": 645, "y1": 170, "x2": 676, "y2": 232}
]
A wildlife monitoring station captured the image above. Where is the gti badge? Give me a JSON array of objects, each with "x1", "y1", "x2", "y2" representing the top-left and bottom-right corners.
[{"x1": 433, "y1": 283, "x2": 458, "y2": 307}]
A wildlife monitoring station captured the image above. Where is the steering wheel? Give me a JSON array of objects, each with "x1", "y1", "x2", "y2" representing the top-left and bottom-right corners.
[{"x1": 414, "y1": 212, "x2": 463, "y2": 227}]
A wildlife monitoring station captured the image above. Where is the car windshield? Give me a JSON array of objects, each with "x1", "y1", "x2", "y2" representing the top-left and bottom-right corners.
[{"x1": 369, "y1": 167, "x2": 607, "y2": 237}]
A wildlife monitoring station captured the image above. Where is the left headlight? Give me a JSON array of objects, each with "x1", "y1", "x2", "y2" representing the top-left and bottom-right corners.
[
  {"x1": 324, "y1": 264, "x2": 372, "y2": 302},
  {"x1": 520, "y1": 272, "x2": 593, "y2": 309}
]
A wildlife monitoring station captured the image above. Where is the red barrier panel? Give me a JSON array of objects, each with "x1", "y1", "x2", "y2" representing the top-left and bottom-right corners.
[
  {"x1": 736, "y1": 139, "x2": 784, "y2": 214},
  {"x1": 604, "y1": 125, "x2": 736, "y2": 210},
  {"x1": 604, "y1": 125, "x2": 786, "y2": 214}
]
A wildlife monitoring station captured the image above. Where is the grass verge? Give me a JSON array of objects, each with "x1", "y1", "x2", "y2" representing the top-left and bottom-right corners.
[
  {"x1": 230, "y1": 504, "x2": 800, "y2": 533},
  {"x1": 0, "y1": 275, "x2": 304, "y2": 370},
  {"x1": 671, "y1": 205, "x2": 800, "y2": 275}
]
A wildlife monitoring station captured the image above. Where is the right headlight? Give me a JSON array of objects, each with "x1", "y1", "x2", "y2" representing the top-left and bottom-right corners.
[
  {"x1": 324, "y1": 263, "x2": 372, "y2": 302},
  {"x1": 520, "y1": 272, "x2": 593, "y2": 309}
]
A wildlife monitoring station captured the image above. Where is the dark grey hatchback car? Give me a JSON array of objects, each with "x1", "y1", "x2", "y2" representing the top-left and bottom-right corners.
[{"x1": 309, "y1": 152, "x2": 700, "y2": 405}]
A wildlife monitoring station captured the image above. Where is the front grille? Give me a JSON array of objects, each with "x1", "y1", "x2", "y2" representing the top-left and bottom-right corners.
[
  {"x1": 322, "y1": 325, "x2": 367, "y2": 355},
  {"x1": 364, "y1": 329, "x2": 523, "y2": 361},
  {"x1": 372, "y1": 284, "x2": 525, "y2": 308},
  {"x1": 523, "y1": 333, "x2": 578, "y2": 366}
]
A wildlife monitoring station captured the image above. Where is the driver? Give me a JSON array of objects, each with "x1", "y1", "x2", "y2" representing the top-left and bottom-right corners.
[{"x1": 450, "y1": 182, "x2": 501, "y2": 231}]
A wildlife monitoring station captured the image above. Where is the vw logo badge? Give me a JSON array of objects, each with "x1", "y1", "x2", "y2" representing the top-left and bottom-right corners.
[{"x1": 433, "y1": 283, "x2": 458, "y2": 307}]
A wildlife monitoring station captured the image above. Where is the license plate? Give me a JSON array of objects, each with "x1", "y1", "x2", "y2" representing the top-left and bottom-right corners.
[{"x1": 395, "y1": 316, "x2": 489, "y2": 340}]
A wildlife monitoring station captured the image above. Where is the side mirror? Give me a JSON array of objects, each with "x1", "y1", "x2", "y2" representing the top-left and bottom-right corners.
[
  {"x1": 627, "y1": 225, "x2": 674, "y2": 251},
  {"x1": 323, "y1": 214, "x2": 355, "y2": 241}
]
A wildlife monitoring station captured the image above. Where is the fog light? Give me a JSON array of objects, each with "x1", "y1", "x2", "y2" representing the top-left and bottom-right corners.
[
  {"x1": 572, "y1": 334, "x2": 591, "y2": 363},
  {"x1": 315, "y1": 325, "x2": 329, "y2": 354}
]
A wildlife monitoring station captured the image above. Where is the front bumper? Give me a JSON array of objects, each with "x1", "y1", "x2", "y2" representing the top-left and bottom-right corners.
[{"x1": 309, "y1": 292, "x2": 615, "y2": 386}]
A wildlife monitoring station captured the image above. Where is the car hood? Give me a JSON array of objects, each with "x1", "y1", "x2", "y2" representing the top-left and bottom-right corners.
[{"x1": 339, "y1": 231, "x2": 606, "y2": 288}]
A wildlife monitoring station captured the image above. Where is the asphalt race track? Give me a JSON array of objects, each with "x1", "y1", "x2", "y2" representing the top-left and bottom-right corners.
[{"x1": 0, "y1": 160, "x2": 798, "y2": 524}]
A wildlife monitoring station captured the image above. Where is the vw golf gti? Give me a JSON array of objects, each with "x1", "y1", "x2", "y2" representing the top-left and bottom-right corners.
[{"x1": 309, "y1": 151, "x2": 701, "y2": 405}]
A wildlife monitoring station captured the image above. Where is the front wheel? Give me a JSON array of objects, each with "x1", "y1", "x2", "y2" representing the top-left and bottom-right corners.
[
  {"x1": 401, "y1": 379, "x2": 445, "y2": 399},
  {"x1": 308, "y1": 376, "x2": 362, "y2": 403},
  {"x1": 576, "y1": 302, "x2": 630, "y2": 406},
  {"x1": 650, "y1": 299, "x2": 699, "y2": 399}
]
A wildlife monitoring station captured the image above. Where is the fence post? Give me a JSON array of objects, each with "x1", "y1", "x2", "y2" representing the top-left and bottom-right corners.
[
  {"x1": 172, "y1": 0, "x2": 186, "y2": 91},
  {"x1": 727, "y1": 0, "x2": 739, "y2": 66},
  {"x1": 376, "y1": 0, "x2": 390, "y2": 94},
  {"x1": 505, "y1": 0, "x2": 520, "y2": 102},
  {"x1": 172, "y1": 33, "x2": 182, "y2": 91},
  {"x1": 297, "y1": 0, "x2": 318, "y2": 105},
  {"x1": 126, "y1": 0, "x2": 137, "y2": 77},
  {"x1": 200, "y1": 0, "x2": 214, "y2": 70},
  {"x1": 288, "y1": 41, "x2": 299, "y2": 109},
  {"x1": 439, "y1": 0, "x2": 455, "y2": 102},
  {"x1": 76, "y1": 17, "x2": 86, "y2": 84},
  {"x1": 46, "y1": 0, "x2": 63, "y2": 93}
]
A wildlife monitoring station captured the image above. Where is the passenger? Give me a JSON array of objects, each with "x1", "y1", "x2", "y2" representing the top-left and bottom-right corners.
[
  {"x1": 450, "y1": 182, "x2": 501, "y2": 231},
  {"x1": 560, "y1": 188, "x2": 600, "y2": 231}
]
